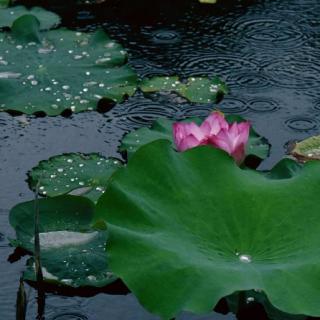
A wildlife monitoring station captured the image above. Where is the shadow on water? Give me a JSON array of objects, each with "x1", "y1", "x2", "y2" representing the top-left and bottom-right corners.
[{"x1": 2, "y1": 0, "x2": 320, "y2": 319}]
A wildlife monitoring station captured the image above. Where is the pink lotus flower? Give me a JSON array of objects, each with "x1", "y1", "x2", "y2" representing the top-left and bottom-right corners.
[
  {"x1": 173, "y1": 111, "x2": 250, "y2": 164},
  {"x1": 173, "y1": 112, "x2": 228, "y2": 152},
  {"x1": 210, "y1": 121, "x2": 250, "y2": 164}
]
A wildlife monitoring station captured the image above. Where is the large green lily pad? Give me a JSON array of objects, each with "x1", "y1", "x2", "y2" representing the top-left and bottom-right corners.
[
  {"x1": 10, "y1": 195, "x2": 116, "y2": 287},
  {"x1": 95, "y1": 139, "x2": 320, "y2": 319},
  {"x1": 28, "y1": 153, "x2": 122, "y2": 202},
  {"x1": 120, "y1": 116, "x2": 270, "y2": 160},
  {"x1": 0, "y1": 15, "x2": 137, "y2": 115},
  {"x1": 140, "y1": 76, "x2": 228, "y2": 103},
  {"x1": 0, "y1": 6, "x2": 61, "y2": 30}
]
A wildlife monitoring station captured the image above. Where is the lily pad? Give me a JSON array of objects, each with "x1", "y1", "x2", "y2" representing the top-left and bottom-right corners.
[
  {"x1": 28, "y1": 153, "x2": 123, "y2": 202},
  {"x1": 140, "y1": 76, "x2": 228, "y2": 103},
  {"x1": 0, "y1": 15, "x2": 138, "y2": 115},
  {"x1": 120, "y1": 116, "x2": 270, "y2": 160},
  {"x1": 10, "y1": 195, "x2": 116, "y2": 287},
  {"x1": 95, "y1": 139, "x2": 320, "y2": 319},
  {"x1": 290, "y1": 135, "x2": 320, "y2": 162},
  {"x1": 0, "y1": 6, "x2": 61, "y2": 30}
]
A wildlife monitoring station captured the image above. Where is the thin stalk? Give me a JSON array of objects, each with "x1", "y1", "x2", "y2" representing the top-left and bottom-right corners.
[
  {"x1": 34, "y1": 182, "x2": 45, "y2": 319},
  {"x1": 16, "y1": 278, "x2": 27, "y2": 320},
  {"x1": 34, "y1": 182, "x2": 43, "y2": 284}
]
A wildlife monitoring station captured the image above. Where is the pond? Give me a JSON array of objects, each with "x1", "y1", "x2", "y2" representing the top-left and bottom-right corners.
[{"x1": 1, "y1": 0, "x2": 320, "y2": 319}]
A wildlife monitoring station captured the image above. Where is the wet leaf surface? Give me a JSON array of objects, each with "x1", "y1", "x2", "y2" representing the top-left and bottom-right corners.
[
  {"x1": 10, "y1": 195, "x2": 116, "y2": 287},
  {"x1": 291, "y1": 136, "x2": 320, "y2": 162},
  {"x1": 96, "y1": 140, "x2": 320, "y2": 319},
  {"x1": 28, "y1": 153, "x2": 123, "y2": 202},
  {"x1": 140, "y1": 76, "x2": 228, "y2": 103},
  {"x1": 0, "y1": 15, "x2": 138, "y2": 115}
]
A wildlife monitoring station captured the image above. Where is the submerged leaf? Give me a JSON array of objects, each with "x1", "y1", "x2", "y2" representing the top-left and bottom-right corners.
[
  {"x1": 96, "y1": 139, "x2": 320, "y2": 319},
  {"x1": 140, "y1": 76, "x2": 228, "y2": 103},
  {"x1": 10, "y1": 195, "x2": 116, "y2": 287},
  {"x1": 120, "y1": 116, "x2": 269, "y2": 160},
  {"x1": 0, "y1": 16, "x2": 137, "y2": 115},
  {"x1": 0, "y1": 6, "x2": 60, "y2": 30},
  {"x1": 28, "y1": 153, "x2": 122, "y2": 202}
]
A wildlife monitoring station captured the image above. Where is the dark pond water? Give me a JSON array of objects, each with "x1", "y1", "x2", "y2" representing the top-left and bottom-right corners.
[{"x1": 1, "y1": 0, "x2": 320, "y2": 318}]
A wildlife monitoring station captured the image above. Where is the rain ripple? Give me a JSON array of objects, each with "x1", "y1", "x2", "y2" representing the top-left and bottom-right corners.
[{"x1": 226, "y1": 17, "x2": 306, "y2": 51}]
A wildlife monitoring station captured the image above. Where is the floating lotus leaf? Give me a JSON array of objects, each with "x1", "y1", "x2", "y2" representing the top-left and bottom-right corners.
[
  {"x1": 95, "y1": 140, "x2": 320, "y2": 319},
  {"x1": 291, "y1": 135, "x2": 320, "y2": 162},
  {"x1": 140, "y1": 76, "x2": 228, "y2": 103},
  {"x1": 0, "y1": 15, "x2": 137, "y2": 115},
  {"x1": 10, "y1": 195, "x2": 116, "y2": 287},
  {"x1": 28, "y1": 153, "x2": 122, "y2": 202},
  {"x1": 0, "y1": 6, "x2": 61, "y2": 30},
  {"x1": 120, "y1": 116, "x2": 269, "y2": 160}
]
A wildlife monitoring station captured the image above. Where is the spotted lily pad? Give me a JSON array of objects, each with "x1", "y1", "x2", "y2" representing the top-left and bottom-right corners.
[
  {"x1": 95, "y1": 139, "x2": 320, "y2": 319},
  {"x1": 28, "y1": 153, "x2": 123, "y2": 202},
  {"x1": 290, "y1": 135, "x2": 320, "y2": 162},
  {"x1": 0, "y1": 6, "x2": 61, "y2": 30},
  {"x1": 10, "y1": 195, "x2": 116, "y2": 287},
  {"x1": 140, "y1": 76, "x2": 228, "y2": 103},
  {"x1": 120, "y1": 116, "x2": 270, "y2": 160},
  {"x1": 0, "y1": 15, "x2": 137, "y2": 115}
]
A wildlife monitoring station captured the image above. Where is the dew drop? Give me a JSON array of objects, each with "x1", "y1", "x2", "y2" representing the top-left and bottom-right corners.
[
  {"x1": 246, "y1": 297, "x2": 255, "y2": 303},
  {"x1": 239, "y1": 254, "x2": 252, "y2": 263}
]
